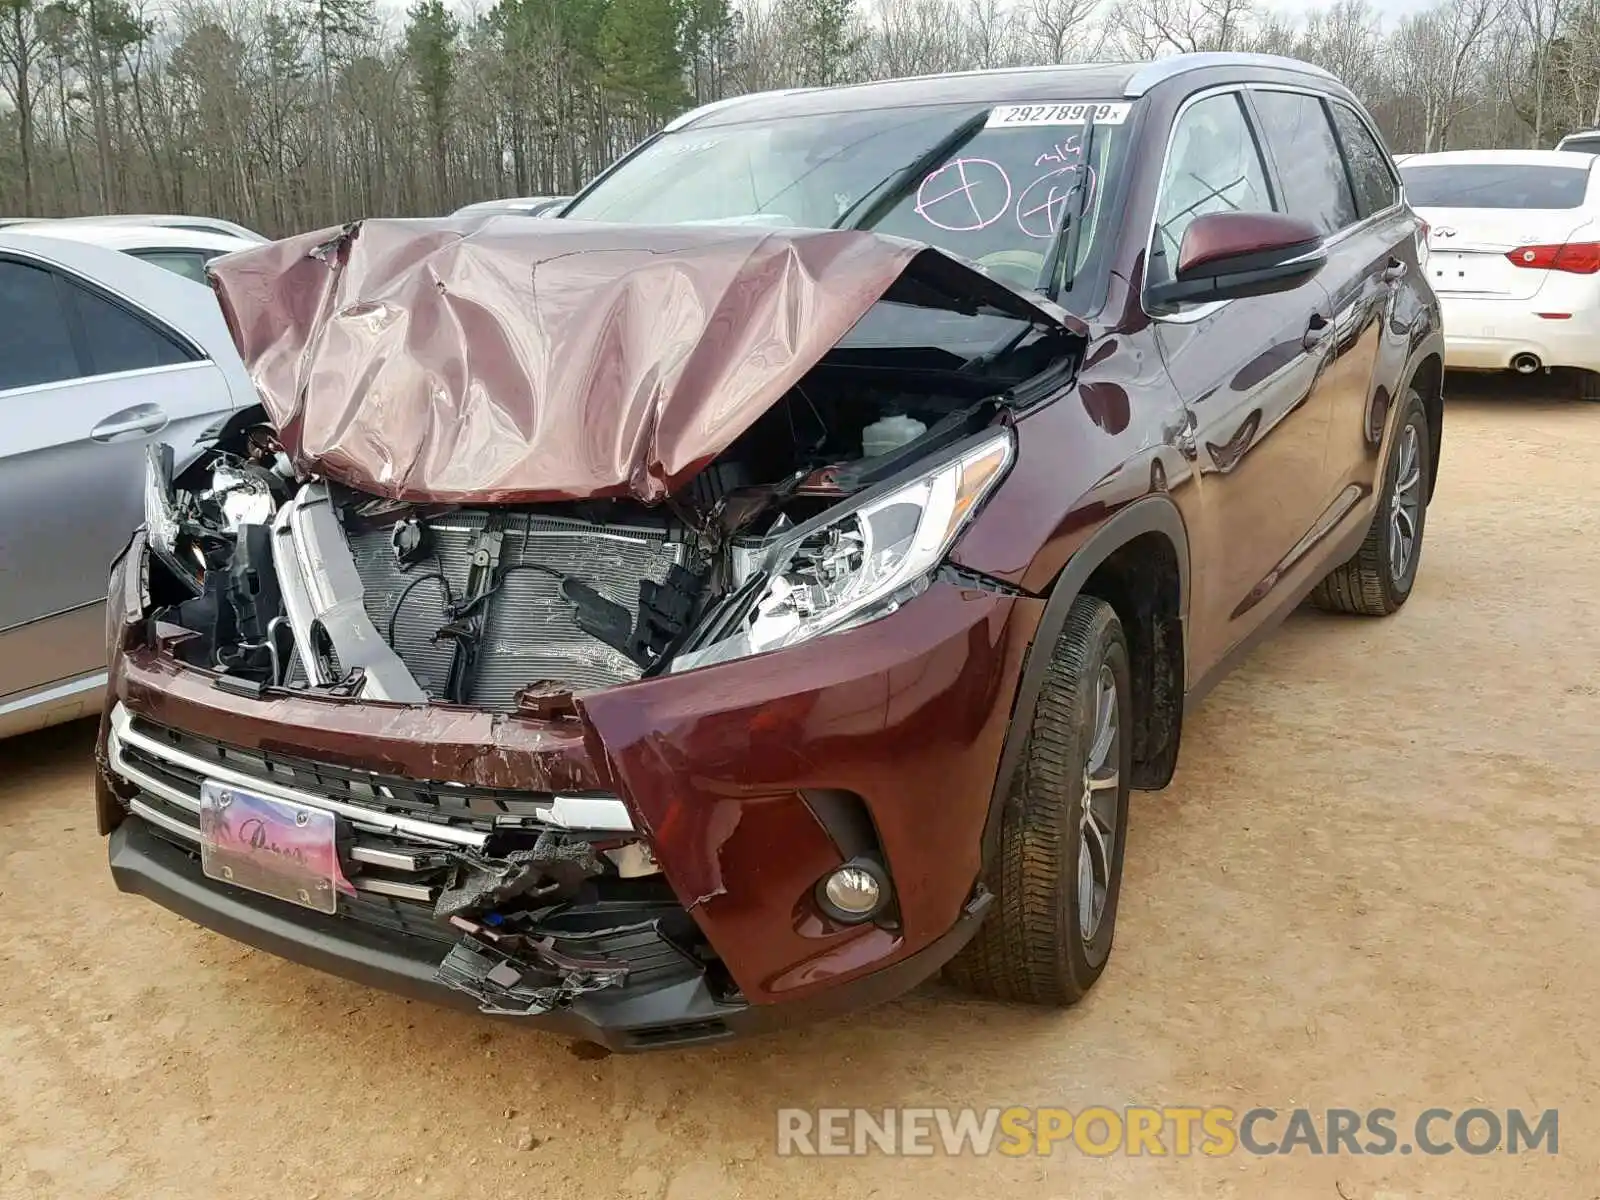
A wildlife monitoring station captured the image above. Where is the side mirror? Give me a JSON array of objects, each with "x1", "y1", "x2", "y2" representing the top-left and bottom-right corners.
[{"x1": 1147, "y1": 212, "x2": 1326, "y2": 311}]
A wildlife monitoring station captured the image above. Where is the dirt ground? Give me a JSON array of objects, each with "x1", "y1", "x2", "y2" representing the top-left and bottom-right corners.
[{"x1": 2, "y1": 386, "x2": 1598, "y2": 1200}]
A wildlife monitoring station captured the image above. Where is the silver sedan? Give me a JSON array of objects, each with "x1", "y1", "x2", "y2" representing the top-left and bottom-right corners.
[{"x1": 0, "y1": 230, "x2": 256, "y2": 737}]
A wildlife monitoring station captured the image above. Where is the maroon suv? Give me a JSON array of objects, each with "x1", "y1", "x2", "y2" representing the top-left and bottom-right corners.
[{"x1": 97, "y1": 53, "x2": 1443, "y2": 1050}]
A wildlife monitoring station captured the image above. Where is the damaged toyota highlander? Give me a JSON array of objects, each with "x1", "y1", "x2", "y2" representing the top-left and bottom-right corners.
[{"x1": 97, "y1": 55, "x2": 1444, "y2": 1050}]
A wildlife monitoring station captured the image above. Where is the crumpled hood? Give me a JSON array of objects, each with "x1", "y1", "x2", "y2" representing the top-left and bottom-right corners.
[{"x1": 208, "y1": 217, "x2": 1039, "y2": 505}]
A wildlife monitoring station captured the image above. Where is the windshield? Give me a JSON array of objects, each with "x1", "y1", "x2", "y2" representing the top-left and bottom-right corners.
[
  {"x1": 564, "y1": 100, "x2": 1134, "y2": 308},
  {"x1": 1401, "y1": 163, "x2": 1591, "y2": 209}
]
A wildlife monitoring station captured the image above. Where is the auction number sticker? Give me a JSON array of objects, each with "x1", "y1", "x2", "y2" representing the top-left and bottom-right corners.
[{"x1": 986, "y1": 101, "x2": 1131, "y2": 128}]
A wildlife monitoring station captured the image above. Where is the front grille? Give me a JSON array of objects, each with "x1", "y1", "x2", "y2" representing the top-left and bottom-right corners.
[
  {"x1": 345, "y1": 511, "x2": 689, "y2": 707},
  {"x1": 129, "y1": 718, "x2": 557, "y2": 829},
  {"x1": 107, "y1": 706, "x2": 706, "y2": 995}
]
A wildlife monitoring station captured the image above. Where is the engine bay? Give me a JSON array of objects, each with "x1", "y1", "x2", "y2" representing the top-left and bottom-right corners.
[{"x1": 143, "y1": 355, "x2": 1038, "y2": 712}]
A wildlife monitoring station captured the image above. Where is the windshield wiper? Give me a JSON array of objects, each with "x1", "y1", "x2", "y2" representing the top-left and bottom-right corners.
[
  {"x1": 1036, "y1": 110, "x2": 1098, "y2": 303},
  {"x1": 832, "y1": 108, "x2": 994, "y2": 231}
]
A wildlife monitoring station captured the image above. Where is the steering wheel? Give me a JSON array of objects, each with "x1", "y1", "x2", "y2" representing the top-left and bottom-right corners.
[{"x1": 976, "y1": 249, "x2": 1047, "y2": 290}]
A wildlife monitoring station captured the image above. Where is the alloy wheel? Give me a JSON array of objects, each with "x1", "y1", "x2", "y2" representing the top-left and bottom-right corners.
[
  {"x1": 1388, "y1": 420, "x2": 1423, "y2": 584},
  {"x1": 1077, "y1": 664, "x2": 1121, "y2": 943}
]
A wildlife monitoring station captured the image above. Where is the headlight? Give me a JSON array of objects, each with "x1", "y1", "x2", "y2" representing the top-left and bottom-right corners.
[
  {"x1": 143, "y1": 443, "x2": 203, "y2": 594},
  {"x1": 671, "y1": 430, "x2": 1014, "y2": 671}
]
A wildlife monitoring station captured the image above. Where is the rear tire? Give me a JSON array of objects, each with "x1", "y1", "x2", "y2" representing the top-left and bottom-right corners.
[
  {"x1": 1575, "y1": 369, "x2": 1600, "y2": 402},
  {"x1": 947, "y1": 596, "x2": 1133, "y2": 1006},
  {"x1": 1309, "y1": 387, "x2": 1430, "y2": 617}
]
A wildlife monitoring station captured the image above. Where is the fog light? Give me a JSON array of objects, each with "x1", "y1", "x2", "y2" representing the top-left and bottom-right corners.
[{"x1": 817, "y1": 858, "x2": 890, "y2": 923}]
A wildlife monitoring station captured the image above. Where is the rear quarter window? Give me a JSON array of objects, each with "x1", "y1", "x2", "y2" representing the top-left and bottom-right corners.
[
  {"x1": 1330, "y1": 102, "x2": 1398, "y2": 217},
  {"x1": 1401, "y1": 163, "x2": 1591, "y2": 209},
  {"x1": 61, "y1": 275, "x2": 199, "y2": 375}
]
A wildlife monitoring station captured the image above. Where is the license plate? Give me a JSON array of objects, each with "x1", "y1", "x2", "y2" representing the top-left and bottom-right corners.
[{"x1": 199, "y1": 781, "x2": 343, "y2": 913}]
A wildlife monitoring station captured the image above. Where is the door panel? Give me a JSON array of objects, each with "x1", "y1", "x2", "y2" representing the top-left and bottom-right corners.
[
  {"x1": 1321, "y1": 213, "x2": 1417, "y2": 503},
  {"x1": 1, "y1": 362, "x2": 226, "y2": 633},
  {"x1": 0, "y1": 603, "x2": 106, "y2": 705},
  {"x1": 1145, "y1": 87, "x2": 1338, "y2": 681},
  {"x1": 1319, "y1": 100, "x2": 1419, "y2": 523},
  {"x1": 1158, "y1": 287, "x2": 1333, "y2": 679},
  {"x1": 0, "y1": 247, "x2": 239, "y2": 700}
]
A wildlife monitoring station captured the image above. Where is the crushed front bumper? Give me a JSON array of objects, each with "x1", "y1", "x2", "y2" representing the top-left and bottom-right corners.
[
  {"x1": 100, "y1": 533, "x2": 1041, "y2": 1045},
  {"x1": 110, "y1": 819, "x2": 991, "y2": 1049}
]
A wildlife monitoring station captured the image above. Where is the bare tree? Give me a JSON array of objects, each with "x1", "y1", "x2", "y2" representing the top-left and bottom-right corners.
[
  {"x1": 963, "y1": 0, "x2": 1017, "y2": 67},
  {"x1": 1299, "y1": 0, "x2": 1384, "y2": 96},
  {"x1": 1109, "y1": 0, "x2": 1257, "y2": 57},
  {"x1": 0, "y1": 0, "x2": 1584, "y2": 234},
  {"x1": 1394, "y1": 0, "x2": 1507, "y2": 151},
  {"x1": 1023, "y1": 0, "x2": 1101, "y2": 62},
  {"x1": 0, "y1": 0, "x2": 43, "y2": 212},
  {"x1": 1515, "y1": 0, "x2": 1567, "y2": 142}
]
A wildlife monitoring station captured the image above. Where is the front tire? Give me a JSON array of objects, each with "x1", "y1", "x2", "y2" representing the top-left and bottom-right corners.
[
  {"x1": 947, "y1": 596, "x2": 1133, "y2": 1005},
  {"x1": 1309, "y1": 387, "x2": 1430, "y2": 616}
]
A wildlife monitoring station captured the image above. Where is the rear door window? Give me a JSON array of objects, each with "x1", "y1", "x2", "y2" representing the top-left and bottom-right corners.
[
  {"x1": 1330, "y1": 102, "x2": 1399, "y2": 218},
  {"x1": 59, "y1": 276, "x2": 198, "y2": 376},
  {"x1": 0, "y1": 260, "x2": 82, "y2": 391},
  {"x1": 1400, "y1": 163, "x2": 1590, "y2": 209},
  {"x1": 1251, "y1": 89, "x2": 1360, "y2": 235}
]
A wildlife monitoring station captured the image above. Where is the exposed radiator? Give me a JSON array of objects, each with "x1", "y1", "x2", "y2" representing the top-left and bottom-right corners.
[{"x1": 344, "y1": 511, "x2": 688, "y2": 709}]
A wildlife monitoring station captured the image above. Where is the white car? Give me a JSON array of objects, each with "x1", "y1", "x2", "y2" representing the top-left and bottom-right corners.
[
  {"x1": 16, "y1": 213, "x2": 267, "y2": 243},
  {"x1": 5, "y1": 221, "x2": 259, "y2": 284},
  {"x1": 1556, "y1": 131, "x2": 1600, "y2": 155},
  {"x1": 0, "y1": 231, "x2": 252, "y2": 738},
  {"x1": 450, "y1": 196, "x2": 570, "y2": 218},
  {"x1": 1401, "y1": 149, "x2": 1600, "y2": 397}
]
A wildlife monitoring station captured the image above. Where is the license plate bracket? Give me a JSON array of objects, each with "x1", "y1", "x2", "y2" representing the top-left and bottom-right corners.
[{"x1": 199, "y1": 781, "x2": 342, "y2": 913}]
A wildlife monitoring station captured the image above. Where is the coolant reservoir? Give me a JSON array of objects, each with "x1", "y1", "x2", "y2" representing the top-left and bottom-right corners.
[{"x1": 861, "y1": 414, "x2": 927, "y2": 458}]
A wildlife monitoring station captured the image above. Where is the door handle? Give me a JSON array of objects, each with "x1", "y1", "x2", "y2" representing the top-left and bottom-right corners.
[
  {"x1": 90, "y1": 403, "x2": 169, "y2": 442},
  {"x1": 1381, "y1": 257, "x2": 1407, "y2": 283},
  {"x1": 1302, "y1": 313, "x2": 1331, "y2": 352}
]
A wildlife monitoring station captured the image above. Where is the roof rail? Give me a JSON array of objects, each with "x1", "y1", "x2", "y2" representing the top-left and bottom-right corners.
[
  {"x1": 1124, "y1": 52, "x2": 1337, "y2": 97},
  {"x1": 664, "y1": 87, "x2": 817, "y2": 132}
]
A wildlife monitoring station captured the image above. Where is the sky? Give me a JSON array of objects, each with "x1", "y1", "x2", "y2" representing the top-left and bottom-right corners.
[{"x1": 1269, "y1": 0, "x2": 1433, "y2": 16}]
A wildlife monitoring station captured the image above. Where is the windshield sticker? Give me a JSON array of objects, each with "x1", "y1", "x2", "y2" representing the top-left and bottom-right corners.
[
  {"x1": 1016, "y1": 165, "x2": 1097, "y2": 239},
  {"x1": 915, "y1": 158, "x2": 1014, "y2": 232},
  {"x1": 986, "y1": 101, "x2": 1131, "y2": 129}
]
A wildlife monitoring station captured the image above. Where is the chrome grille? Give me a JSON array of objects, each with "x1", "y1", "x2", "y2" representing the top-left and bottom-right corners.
[
  {"x1": 104, "y1": 705, "x2": 634, "y2": 912},
  {"x1": 107, "y1": 706, "x2": 703, "y2": 992}
]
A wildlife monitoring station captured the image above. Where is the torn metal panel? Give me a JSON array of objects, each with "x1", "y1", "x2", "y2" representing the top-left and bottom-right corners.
[
  {"x1": 434, "y1": 832, "x2": 607, "y2": 920},
  {"x1": 270, "y1": 481, "x2": 428, "y2": 703}
]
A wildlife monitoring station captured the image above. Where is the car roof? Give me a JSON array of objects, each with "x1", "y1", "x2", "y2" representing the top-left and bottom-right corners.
[
  {"x1": 670, "y1": 53, "x2": 1338, "y2": 129},
  {"x1": 2, "y1": 221, "x2": 256, "y2": 253},
  {"x1": 1401, "y1": 149, "x2": 1600, "y2": 168},
  {"x1": 20, "y1": 213, "x2": 267, "y2": 241}
]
